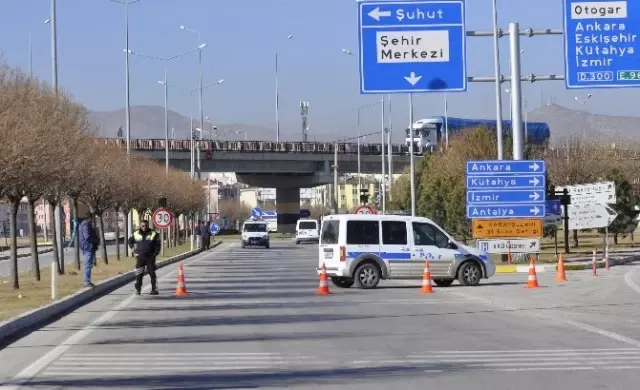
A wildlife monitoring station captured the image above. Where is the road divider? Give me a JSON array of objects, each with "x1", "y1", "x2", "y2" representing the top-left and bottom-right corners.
[
  {"x1": 0, "y1": 247, "x2": 53, "y2": 262},
  {"x1": 495, "y1": 254, "x2": 639, "y2": 273},
  {"x1": 0, "y1": 241, "x2": 222, "y2": 343}
]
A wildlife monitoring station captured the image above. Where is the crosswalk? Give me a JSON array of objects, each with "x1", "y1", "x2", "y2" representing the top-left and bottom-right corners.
[{"x1": 39, "y1": 348, "x2": 640, "y2": 377}]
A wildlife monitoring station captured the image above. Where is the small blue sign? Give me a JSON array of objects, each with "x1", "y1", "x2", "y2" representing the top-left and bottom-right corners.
[
  {"x1": 466, "y1": 160, "x2": 546, "y2": 219},
  {"x1": 466, "y1": 160, "x2": 546, "y2": 175},
  {"x1": 358, "y1": 0, "x2": 467, "y2": 94},
  {"x1": 546, "y1": 200, "x2": 562, "y2": 216},
  {"x1": 563, "y1": 0, "x2": 640, "y2": 89},
  {"x1": 466, "y1": 175, "x2": 545, "y2": 190},
  {"x1": 251, "y1": 207, "x2": 263, "y2": 218},
  {"x1": 467, "y1": 205, "x2": 546, "y2": 219},
  {"x1": 210, "y1": 223, "x2": 220, "y2": 236},
  {"x1": 467, "y1": 190, "x2": 545, "y2": 205}
]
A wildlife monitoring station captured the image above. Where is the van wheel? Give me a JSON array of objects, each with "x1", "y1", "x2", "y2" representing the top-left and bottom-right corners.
[
  {"x1": 458, "y1": 262, "x2": 482, "y2": 286},
  {"x1": 433, "y1": 278, "x2": 454, "y2": 287},
  {"x1": 354, "y1": 262, "x2": 381, "y2": 289},
  {"x1": 295, "y1": 240, "x2": 300, "y2": 245},
  {"x1": 331, "y1": 277, "x2": 355, "y2": 288}
]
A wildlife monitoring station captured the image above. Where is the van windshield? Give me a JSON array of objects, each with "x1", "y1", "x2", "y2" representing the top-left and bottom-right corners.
[
  {"x1": 244, "y1": 223, "x2": 267, "y2": 232},
  {"x1": 320, "y1": 220, "x2": 339, "y2": 244},
  {"x1": 298, "y1": 221, "x2": 316, "y2": 230}
]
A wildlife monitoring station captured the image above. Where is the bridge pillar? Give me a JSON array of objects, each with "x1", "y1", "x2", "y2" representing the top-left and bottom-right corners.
[{"x1": 276, "y1": 187, "x2": 300, "y2": 234}]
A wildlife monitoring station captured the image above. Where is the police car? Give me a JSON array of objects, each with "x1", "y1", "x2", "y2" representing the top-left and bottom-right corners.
[
  {"x1": 241, "y1": 218, "x2": 270, "y2": 249},
  {"x1": 317, "y1": 214, "x2": 495, "y2": 289}
]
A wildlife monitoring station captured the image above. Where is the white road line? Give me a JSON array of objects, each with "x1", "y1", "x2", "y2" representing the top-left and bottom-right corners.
[
  {"x1": 441, "y1": 289, "x2": 640, "y2": 349},
  {"x1": 0, "y1": 248, "x2": 221, "y2": 390},
  {"x1": 624, "y1": 268, "x2": 640, "y2": 295}
]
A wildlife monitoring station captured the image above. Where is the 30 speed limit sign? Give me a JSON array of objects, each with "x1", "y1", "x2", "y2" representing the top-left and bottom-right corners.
[
  {"x1": 152, "y1": 208, "x2": 173, "y2": 229},
  {"x1": 354, "y1": 205, "x2": 376, "y2": 215}
]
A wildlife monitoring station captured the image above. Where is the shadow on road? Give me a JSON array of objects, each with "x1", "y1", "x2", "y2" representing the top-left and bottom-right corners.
[{"x1": 22, "y1": 364, "x2": 455, "y2": 389}]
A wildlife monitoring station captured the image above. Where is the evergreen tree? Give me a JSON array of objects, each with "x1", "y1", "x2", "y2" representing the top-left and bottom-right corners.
[{"x1": 598, "y1": 169, "x2": 639, "y2": 244}]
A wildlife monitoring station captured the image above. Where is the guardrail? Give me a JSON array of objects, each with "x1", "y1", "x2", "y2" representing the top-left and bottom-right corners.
[{"x1": 98, "y1": 138, "x2": 413, "y2": 156}]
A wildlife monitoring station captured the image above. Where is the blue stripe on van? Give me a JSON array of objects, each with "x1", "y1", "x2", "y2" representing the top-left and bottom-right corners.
[{"x1": 347, "y1": 251, "x2": 411, "y2": 260}]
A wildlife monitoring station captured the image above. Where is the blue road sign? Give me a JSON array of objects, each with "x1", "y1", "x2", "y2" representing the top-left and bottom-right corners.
[
  {"x1": 251, "y1": 207, "x2": 263, "y2": 218},
  {"x1": 210, "y1": 223, "x2": 220, "y2": 236},
  {"x1": 358, "y1": 0, "x2": 467, "y2": 94},
  {"x1": 467, "y1": 205, "x2": 545, "y2": 219},
  {"x1": 466, "y1": 174, "x2": 545, "y2": 190},
  {"x1": 466, "y1": 160, "x2": 546, "y2": 219},
  {"x1": 546, "y1": 200, "x2": 562, "y2": 216},
  {"x1": 466, "y1": 160, "x2": 546, "y2": 175},
  {"x1": 467, "y1": 190, "x2": 545, "y2": 205},
  {"x1": 563, "y1": 0, "x2": 640, "y2": 89}
]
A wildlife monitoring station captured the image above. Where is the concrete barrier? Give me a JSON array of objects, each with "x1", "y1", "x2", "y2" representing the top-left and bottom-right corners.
[
  {"x1": 0, "y1": 241, "x2": 222, "y2": 344},
  {"x1": 0, "y1": 247, "x2": 54, "y2": 262}
]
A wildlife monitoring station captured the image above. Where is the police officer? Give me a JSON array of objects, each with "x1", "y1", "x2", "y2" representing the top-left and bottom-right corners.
[{"x1": 128, "y1": 220, "x2": 161, "y2": 295}]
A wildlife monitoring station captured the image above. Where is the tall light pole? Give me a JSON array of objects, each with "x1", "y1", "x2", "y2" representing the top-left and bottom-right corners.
[
  {"x1": 275, "y1": 34, "x2": 293, "y2": 143},
  {"x1": 110, "y1": 0, "x2": 140, "y2": 255},
  {"x1": 491, "y1": 0, "x2": 504, "y2": 160},
  {"x1": 180, "y1": 25, "x2": 206, "y2": 179},
  {"x1": 343, "y1": 49, "x2": 387, "y2": 212},
  {"x1": 128, "y1": 44, "x2": 207, "y2": 173}
]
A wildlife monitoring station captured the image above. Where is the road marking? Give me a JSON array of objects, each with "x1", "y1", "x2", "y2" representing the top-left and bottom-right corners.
[
  {"x1": 624, "y1": 268, "x2": 640, "y2": 294},
  {"x1": 0, "y1": 247, "x2": 224, "y2": 390},
  {"x1": 440, "y1": 289, "x2": 640, "y2": 349}
]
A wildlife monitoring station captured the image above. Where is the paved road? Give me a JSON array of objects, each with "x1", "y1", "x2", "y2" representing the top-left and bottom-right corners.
[
  {"x1": 1, "y1": 242, "x2": 640, "y2": 389},
  {"x1": 0, "y1": 244, "x2": 119, "y2": 277}
]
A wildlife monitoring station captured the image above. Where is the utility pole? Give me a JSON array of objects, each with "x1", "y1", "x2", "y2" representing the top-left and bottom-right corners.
[{"x1": 300, "y1": 101, "x2": 309, "y2": 142}]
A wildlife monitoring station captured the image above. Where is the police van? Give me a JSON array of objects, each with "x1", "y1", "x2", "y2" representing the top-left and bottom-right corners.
[
  {"x1": 295, "y1": 218, "x2": 319, "y2": 244},
  {"x1": 241, "y1": 218, "x2": 270, "y2": 249},
  {"x1": 317, "y1": 214, "x2": 495, "y2": 289}
]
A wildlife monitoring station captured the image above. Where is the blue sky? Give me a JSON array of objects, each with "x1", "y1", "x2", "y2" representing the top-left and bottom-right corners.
[{"x1": 0, "y1": 0, "x2": 635, "y2": 140}]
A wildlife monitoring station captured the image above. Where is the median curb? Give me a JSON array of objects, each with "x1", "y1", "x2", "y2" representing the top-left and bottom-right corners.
[
  {"x1": 0, "y1": 247, "x2": 54, "y2": 262},
  {"x1": 495, "y1": 255, "x2": 639, "y2": 273},
  {"x1": 0, "y1": 241, "x2": 222, "y2": 344}
]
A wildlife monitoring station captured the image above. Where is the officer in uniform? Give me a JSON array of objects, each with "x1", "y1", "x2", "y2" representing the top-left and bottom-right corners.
[{"x1": 128, "y1": 220, "x2": 161, "y2": 295}]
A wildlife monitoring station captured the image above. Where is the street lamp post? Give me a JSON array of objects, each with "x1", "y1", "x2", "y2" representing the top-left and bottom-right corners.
[
  {"x1": 128, "y1": 44, "x2": 207, "y2": 173},
  {"x1": 275, "y1": 35, "x2": 293, "y2": 143},
  {"x1": 109, "y1": 0, "x2": 140, "y2": 256}
]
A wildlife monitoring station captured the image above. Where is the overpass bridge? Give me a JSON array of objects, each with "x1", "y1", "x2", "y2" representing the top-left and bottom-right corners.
[{"x1": 101, "y1": 138, "x2": 414, "y2": 232}]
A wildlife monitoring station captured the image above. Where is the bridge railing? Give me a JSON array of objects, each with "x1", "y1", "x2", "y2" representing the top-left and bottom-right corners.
[{"x1": 99, "y1": 138, "x2": 412, "y2": 155}]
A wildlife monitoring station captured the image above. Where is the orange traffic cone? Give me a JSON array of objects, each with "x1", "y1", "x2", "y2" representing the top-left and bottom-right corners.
[
  {"x1": 174, "y1": 264, "x2": 188, "y2": 296},
  {"x1": 421, "y1": 260, "x2": 434, "y2": 294},
  {"x1": 316, "y1": 263, "x2": 331, "y2": 295},
  {"x1": 556, "y1": 254, "x2": 567, "y2": 282},
  {"x1": 526, "y1": 255, "x2": 540, "y2": 288}
]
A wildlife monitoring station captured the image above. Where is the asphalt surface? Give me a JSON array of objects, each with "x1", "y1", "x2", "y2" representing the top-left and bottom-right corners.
[
  {"x1": 1, "y1": 241, "x2": 640, "y2": 389},
  {"x1": 0, "y1": 244, "x2": 120, "y2": 277}
]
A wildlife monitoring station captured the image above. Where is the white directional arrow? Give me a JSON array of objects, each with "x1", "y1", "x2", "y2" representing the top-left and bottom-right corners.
[
  {"x1": 368, "y1": 7, "x2": 391, "y2": 21},
  {"x1": 529, "y1": 206, "x2": 541, "y2": 215},
  {"x1": 529, "y1": 177, "x2": 541, "y2": 186},
  {"x1": 404, "y1": 72, "x2": 422, "y2": 86},
  {"x1": 529, "y1": 192, "x2": 541, "y2": 201},
  {"x1": 529, "y1": 162, "x2": 540, "y2": 172}
]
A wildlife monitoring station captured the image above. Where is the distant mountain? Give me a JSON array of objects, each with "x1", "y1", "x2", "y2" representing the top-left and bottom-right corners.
[
  {"x1": 528, "y1": 103, "x2": 640, "y2": 144},
  {"x1": 88, "y1": 105, "x2": 279, "y2": 141}
]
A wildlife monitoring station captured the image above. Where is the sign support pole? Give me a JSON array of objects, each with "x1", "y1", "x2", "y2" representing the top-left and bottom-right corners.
[
  {"x1": 409, "y1": 93, "x2": 415, "y2": 217},
  {"x1": 509, "y1": 22, "x2": 525, "y2": 161}
]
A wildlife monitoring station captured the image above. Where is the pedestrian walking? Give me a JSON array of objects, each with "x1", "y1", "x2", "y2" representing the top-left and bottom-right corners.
[
  {"x1": 128, "y1": 220, "x2": 161, "y2": 295},
  {"x1": 200, "y1": 220, "x2": 211, "y2": 250},
  {"x1": 78, "y1": 211, "x2": 100, "y2": 288}
]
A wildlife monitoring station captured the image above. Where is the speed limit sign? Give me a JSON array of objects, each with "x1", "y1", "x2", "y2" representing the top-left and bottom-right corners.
[
  {"x1": 354, "y1": 205, "x2": 376, "y2": 215},
  {"x1": 152, "y1": 208, "x2": 173, "y2": 229}
]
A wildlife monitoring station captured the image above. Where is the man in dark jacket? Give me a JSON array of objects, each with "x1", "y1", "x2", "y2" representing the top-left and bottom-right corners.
[
  {"x1": 200, "y1": 220, "x2": 211, "y2": 251},
  {"x1": 78, "y1": 212, "x2": 100, "y2": 287},
  {"x1": 128, "y1": 220, "x2": 161, "y2": 295}
]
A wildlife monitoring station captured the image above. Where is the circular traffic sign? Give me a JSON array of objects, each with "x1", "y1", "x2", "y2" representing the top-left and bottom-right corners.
[
  {"x1": 354, "y1": 205, "x2": 376, "y2": 215},
  {"x1": 210, "y1": 223, "x2": 221, "y2": 236},
  {"x1": 152, "y1": 208, "x2": 173, "y2": 229},
  {"x1": 251, "y1": 207, "x2": 263, "y2": 218}
]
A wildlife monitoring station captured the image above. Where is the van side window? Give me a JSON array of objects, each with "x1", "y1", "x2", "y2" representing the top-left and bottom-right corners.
[
  {"x1": 346, "y1": 220, "x2": 379, "y2": 245},
  {"x1": 412, "y1": 222, "x2": 449, "y2": 248},
  {"x1": 382, "y1": 221, "x2": 407, "y2": 245},
  {"x1": 320, "y1": 220, "x2": 339, "y2": 244}
]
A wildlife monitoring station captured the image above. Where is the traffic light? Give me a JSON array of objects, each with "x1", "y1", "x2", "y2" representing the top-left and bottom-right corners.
[{"x1": 360, "y1": 188, "x2": 370, "y2": 204}]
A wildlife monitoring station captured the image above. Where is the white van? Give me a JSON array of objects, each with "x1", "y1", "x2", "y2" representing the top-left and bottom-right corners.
[
  {"x1": 241, "y1": 219, "x2": 270, "y2": 249},
  {"x1": 296, "y1": 219, "x2": 319, "y2": 244},
  {"x1": 317, "y1": 214, "x2": 495, "y2": 289}
]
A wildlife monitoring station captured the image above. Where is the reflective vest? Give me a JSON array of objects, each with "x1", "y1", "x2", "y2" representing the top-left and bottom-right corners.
[{"x1": 132, "y1": 229, "x2": 158, "y2": 257}]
